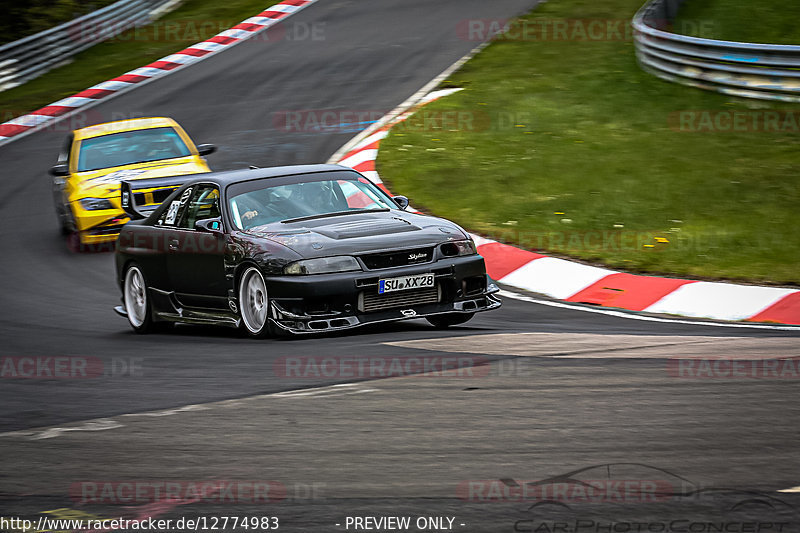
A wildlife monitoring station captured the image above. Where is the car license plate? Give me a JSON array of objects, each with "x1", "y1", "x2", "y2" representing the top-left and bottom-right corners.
[{"x1": 379, "y1": 273, "x2": 435, "y2": 294}]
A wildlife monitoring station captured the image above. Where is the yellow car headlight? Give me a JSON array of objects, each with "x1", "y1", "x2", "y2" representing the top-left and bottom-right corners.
[{"x1": 79, "y1": 197, "x2": 114, "y2": 211}]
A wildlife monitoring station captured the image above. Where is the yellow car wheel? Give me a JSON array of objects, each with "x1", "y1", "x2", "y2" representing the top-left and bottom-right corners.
[{"x1": 66, "y1": 230, "x2": 89, "y2": 253}]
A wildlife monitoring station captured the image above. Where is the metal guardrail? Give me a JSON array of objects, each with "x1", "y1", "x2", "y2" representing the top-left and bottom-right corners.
[
  {"x1": 633, "y1": 0, "x2": 800, "y2": 102},
  {"x1": 0, "y1": 0, "x2": 177, "y2": 92}
]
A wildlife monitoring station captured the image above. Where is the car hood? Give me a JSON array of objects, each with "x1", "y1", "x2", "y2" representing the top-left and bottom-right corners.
[
  {"x1": 72, "y1": 158, "x2": 209, "y2": 198},
  {"x1": 241, "y1": 210, "x2": 470, "y2": 257}
]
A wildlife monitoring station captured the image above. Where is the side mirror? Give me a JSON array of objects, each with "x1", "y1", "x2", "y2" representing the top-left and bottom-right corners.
[
  {"x1": 197, "y1": 144, "x2": 217, "y2": 156},
  {"x1": 392, "y1": 195, "x2": 409, "y2": 210},
  {"x1": 50, "y1": 163, "x2": 69, "y2": 176},
  {"x1": 196, "y1": 217, "x2": 223, "y2": 234}
]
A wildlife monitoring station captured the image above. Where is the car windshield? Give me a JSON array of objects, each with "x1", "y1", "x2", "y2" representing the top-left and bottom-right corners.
[
  {"x1": 77, "y1": 127, "x2": 191, "y2": 171},
  {"x1": 229, "y1": 177, "x2": 396, "y2": 230}
]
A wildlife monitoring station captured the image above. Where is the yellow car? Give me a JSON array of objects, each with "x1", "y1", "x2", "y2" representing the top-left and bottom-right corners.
[{"x1": 50, "y1": 117, "x2": 216, "y2": 249}]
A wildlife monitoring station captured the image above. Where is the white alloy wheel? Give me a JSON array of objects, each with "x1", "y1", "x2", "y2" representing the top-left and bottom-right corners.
[
  {"x1": 124, "y1": 265, "x2": 149, "y2": 330},
  {"x1": 239, "y1": 267, "x2": 269, "y2": 336}
]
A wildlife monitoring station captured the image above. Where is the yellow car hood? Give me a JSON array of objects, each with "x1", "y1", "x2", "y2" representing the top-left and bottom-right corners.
[{"x1": 74, "y1": 158, "x2": 210, "y2": 197}]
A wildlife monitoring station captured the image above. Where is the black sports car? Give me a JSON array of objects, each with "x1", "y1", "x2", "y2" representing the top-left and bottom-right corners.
[{"x1": 114, "y1": 164, "x2": 501, "y2": 336}]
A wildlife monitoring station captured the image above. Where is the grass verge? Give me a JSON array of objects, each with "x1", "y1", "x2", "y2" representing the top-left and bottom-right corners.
[
  {"x1": 377, "y1": 0, "x2": 800, "y2": 285},
  {"x1": 1, "y1": 0, "x2": 119, "y2": 45},
  {"x1": 0, "y1": 0, "x2": 280, "y2": 121},
  {"x1": 673, "y1": 0, "x2": 800, "y2": 44}
]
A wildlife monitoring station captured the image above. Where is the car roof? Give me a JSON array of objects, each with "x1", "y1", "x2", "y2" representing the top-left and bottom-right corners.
[
  {"x1": 139, "y1": 165, "x2": 370, "y2": 224},
  {"x1": 182, "y1": 164, "x2": 358, "y2": 189},
  {"x1": 73, "y1": 117, "x2": 179, "y2": 140}
]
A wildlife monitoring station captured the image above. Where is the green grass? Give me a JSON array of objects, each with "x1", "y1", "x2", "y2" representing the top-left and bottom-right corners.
[
  {"x1": 0, "y1": 0, "x2": 119, "y2": 45},
  {"x1": 673, "y1": 0, "x2": 800, "y2": 44},
  {"x1": 0, "y1": 0, "x2": 279, "y2": 121},
  {"x1": 377, "y1": 0, "x2": 800, "y2": 285}
]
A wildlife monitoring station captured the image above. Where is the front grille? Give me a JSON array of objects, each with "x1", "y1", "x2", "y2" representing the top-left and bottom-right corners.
[
  {"x1": 88, "y1": 225, "x2": 124, "y2": 236},
  {"x1": 152, "y1": 187, "x2": 176, "y2": 203},
  {"x1": 133, "y1": 187, "x2": 178, "y2": 206},
  {"x1": 360, "y1": 247, "x2": 434, "y2": 270},
  {"x1": 361, "y1": 285, "x2": 440, "y2": 312}
]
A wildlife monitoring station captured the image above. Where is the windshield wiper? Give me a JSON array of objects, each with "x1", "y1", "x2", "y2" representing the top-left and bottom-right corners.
[{"x1": 280, "y1": 208, "x2": 390, "y2": 224}]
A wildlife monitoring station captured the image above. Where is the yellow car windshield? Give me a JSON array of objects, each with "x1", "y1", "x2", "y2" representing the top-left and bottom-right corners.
[{"x1": 77, "y1": 127, "x2": 191, "y2": 171}]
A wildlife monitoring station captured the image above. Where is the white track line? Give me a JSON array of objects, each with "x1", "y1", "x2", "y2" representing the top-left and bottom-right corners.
[
  {"x1": 0, "y1": 384, "x2": 377, "y2": 440},
  {"x1": 272, "y1": 383, "x2": 379, "y2": 398},
  {"x1": 499, "y1": 289, "x2": 800, "y2": 332}
]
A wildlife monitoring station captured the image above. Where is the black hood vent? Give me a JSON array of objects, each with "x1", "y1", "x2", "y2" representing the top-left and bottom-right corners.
[{"x1": 312, "y1": 217, "x2": 418, "y2": 240}]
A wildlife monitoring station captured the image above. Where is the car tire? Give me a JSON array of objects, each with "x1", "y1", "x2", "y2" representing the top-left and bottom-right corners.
[
  {"x1": 57, "y1": 206, "x2": 72, "y2": 236},
  {"x1": 53, "y1": 184, "x2": 72, "y2": 236},
  {"x1": 66, "y1": 231, "x2": 89, "y2": 253},
  {"x1": 238, "y1": 266, "x2": 272, "y2": 338},
  {"x1": 426, "y1": 312, "x2": 475, "y2": 329},
  {"x1": 123, "y1": 264, "x2": 156, "y2": 334}
]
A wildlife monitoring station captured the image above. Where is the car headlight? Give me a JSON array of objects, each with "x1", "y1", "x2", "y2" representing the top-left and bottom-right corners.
[
  {"x1": 79, "y1": 197, "x2": 114, "y2": 211},
  {"x1": 440, "y1": 239, "x2": 477, "y2": 257},
  {"x1": 284, "y1": 256, "x2": 361, "y2": 275}
]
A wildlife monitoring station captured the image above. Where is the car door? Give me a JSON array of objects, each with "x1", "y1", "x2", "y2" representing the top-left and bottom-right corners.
[
  {"x1": 165, "y1": 184, "x2": 228, "y2": 308},
  {"x1": 136, "y1": 198, "x2": 181, "y2": 290}
]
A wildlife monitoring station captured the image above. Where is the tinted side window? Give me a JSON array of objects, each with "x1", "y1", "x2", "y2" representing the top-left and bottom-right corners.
[
  {"x1": 177, "y1": 186, "x2": 220, "y2": 229},
  {"x1": 157, "y1": 186, "x2": 195, "y2": 227}
]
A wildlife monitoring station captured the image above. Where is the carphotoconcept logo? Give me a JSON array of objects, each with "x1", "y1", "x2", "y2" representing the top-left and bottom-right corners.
[{"x1": 500, "y1": 464, "x2": 798, "y2": 531}]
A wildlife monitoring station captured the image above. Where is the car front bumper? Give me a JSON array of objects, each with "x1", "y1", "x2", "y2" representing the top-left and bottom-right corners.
[{"x1": 262, "y1": 255, "x2": 501, "y2": 334}]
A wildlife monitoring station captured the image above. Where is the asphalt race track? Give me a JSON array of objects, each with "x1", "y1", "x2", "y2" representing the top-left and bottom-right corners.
[{"x1": 1, "y1": 0, "x2": 799, "y2": 530}]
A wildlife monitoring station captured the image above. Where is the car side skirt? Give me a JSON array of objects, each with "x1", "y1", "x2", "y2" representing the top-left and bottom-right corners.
[{"x1": 114, "y1": 287, "x2": 501, "y2": 335}]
